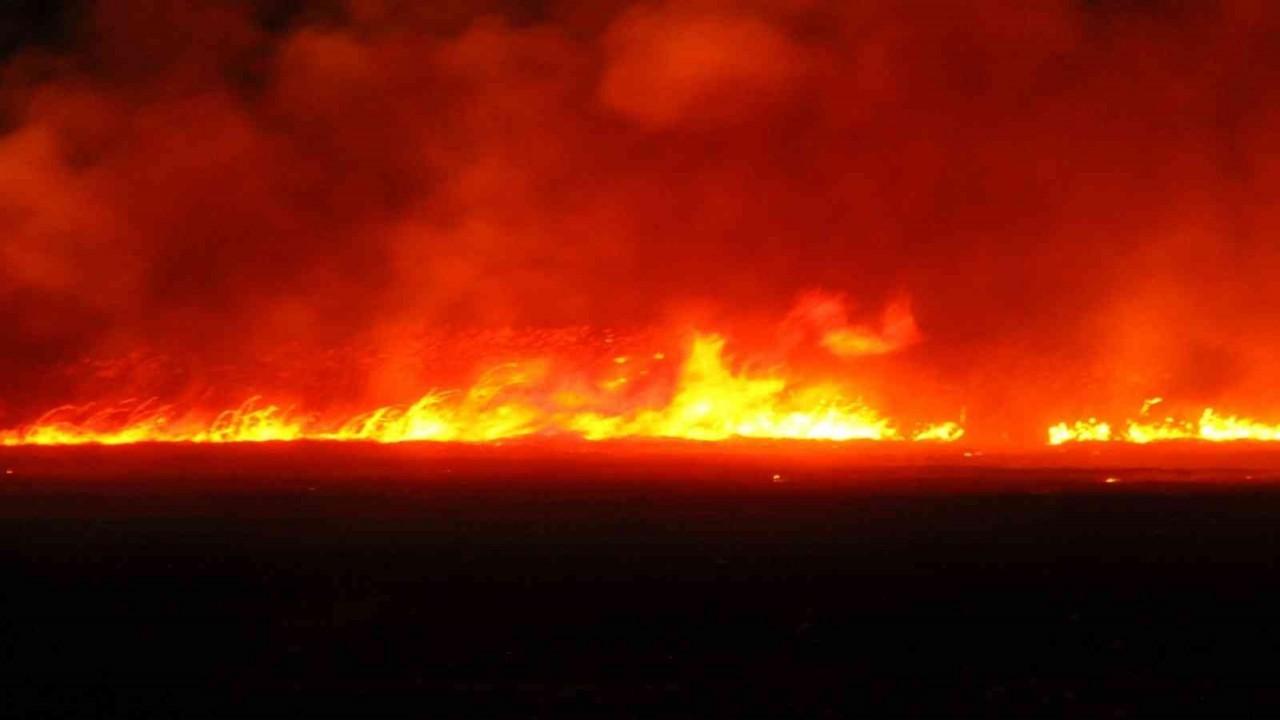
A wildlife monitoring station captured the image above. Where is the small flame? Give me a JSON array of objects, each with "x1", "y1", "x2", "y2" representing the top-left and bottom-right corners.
[
  {"x1": 1048, "y1": 419, "x2": 1112, "y2": 445},
  {"x1": 1049, "y1": 406, "x2": 1280, "y2": 445},
  {"x1": 912, "y1": 421, "x2": 965, "y2": 442}
]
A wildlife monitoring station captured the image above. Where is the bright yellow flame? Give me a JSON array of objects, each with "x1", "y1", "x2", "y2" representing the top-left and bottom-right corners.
[
  {"x1": 1198, "y1": 409, "x2": 1280, "y2": 442},
  {"x1": 0, "y1": 401, "x2": 171, "y2": 446},
  {"x1": 567, "y1": 335, "x2": 903, "y2": 441},
  {"x1": 0, "y1": 334, "x2": 963, "y2": 447},
  {"x1": 1048, "y1": 419, "x2": 1112, "y2": 445},
  {"x1": 330, "y1": 363, "x2": 544, "y2": 443},
  {"x1": 912, "y1": 421, "x2": 965, "y2": 442},
  {"x1": 1124, "y1": 416, "x2": 1194, "y2": 444},
  {"x1": 194, "y1": 399, "x2": 307, "y2": 443},
  {"x1": 1050, "y1": 405, "x2": 1280, "y2": 445},
  {"x1": 0, "y1": 398, "x2": 306, "y2": 446}
]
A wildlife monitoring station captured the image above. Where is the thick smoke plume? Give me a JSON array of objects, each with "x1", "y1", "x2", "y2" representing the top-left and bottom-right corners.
[{"x1": 2, "y1": 0, "x2": 1279, "y2": 442}]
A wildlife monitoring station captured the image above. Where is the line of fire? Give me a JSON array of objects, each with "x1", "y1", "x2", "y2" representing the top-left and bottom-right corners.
[
  {"x1": 2, "y1": 292, "x2": 1277, "y2": 448},
  {"x1": 4, "y1": 1, "x2": 1280, "y2": 455}
]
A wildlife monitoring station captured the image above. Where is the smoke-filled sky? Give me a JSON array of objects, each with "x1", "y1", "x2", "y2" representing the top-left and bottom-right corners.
[{"x1": 2, "y1": 0, "x2": 1280, "y2": 438}]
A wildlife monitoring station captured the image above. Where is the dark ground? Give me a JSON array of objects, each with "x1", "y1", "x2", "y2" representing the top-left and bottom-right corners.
[{"x1": 2, "y1": 444, "x2": 1279, "y2": 717}]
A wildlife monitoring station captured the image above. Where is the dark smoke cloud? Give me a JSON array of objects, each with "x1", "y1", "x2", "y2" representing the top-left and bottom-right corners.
[{"x1": 2, "y1": 0, "x2": 1279, "y2": 440}]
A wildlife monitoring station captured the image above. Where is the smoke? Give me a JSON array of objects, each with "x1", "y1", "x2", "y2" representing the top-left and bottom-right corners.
[{"x1": 2, "y1": 0, "x2": 1279, "y2": 441}]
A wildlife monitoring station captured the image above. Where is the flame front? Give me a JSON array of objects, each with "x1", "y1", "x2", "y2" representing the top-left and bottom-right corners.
[
  {"x1": 0, "y1": 398, "x2": 309, "y2": 446},
  {"x1": 565, "y1": 336, "x2": 904, "y2": 441},
  {"x1": 0, "y1": 334, "x2": 960, "y2": 447},
  {"x1": 1049, "y1": 400, "x2": 1280, "y2": 445}
]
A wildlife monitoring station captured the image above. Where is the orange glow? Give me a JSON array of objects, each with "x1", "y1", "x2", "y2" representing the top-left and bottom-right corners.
[{"x1": 0, "y1": 334, "x2": 961, "y2": 447}]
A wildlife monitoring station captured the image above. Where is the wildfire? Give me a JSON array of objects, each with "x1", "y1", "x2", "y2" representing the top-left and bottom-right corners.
[
  {"x1": 1049, "y1": 399, "x2": 1280, "y2": 445},
  {"x1": 0, "y1": 334, "x2": 962, "y2": 447},
  {"x1": 0, "y1": 398, "x2": 309, "y2": 446},
  {"x1": 1047, "y1": 419, "x2": 1113, "y2": 445}
]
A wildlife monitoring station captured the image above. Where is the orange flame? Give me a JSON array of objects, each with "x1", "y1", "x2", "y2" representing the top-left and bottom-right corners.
[
  {"x1": 564, "y1": 335, "x2": 909, "y2": 441},
  {"x1": 0, "y1": 334, "x2": 961, "y2": 446},
  {"x1": 1049, "y1": 399, "x2": 1280, "y2": 445}
]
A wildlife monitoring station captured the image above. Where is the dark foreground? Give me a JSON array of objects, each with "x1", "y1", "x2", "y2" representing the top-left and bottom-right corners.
[{"x1": 2, "y1": 444, "x2": 1280, "y2": 717}]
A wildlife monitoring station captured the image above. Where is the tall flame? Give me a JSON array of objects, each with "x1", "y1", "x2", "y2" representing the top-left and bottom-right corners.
[{"x1": 566, "y1": 335, "x2": 905, "y2": 441}]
